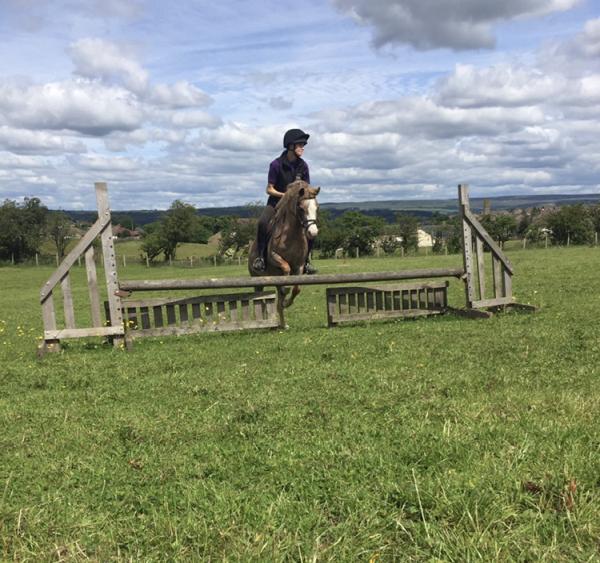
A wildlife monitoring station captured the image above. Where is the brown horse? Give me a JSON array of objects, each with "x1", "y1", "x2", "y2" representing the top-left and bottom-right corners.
[{"x1": 248, "y1": 180, "x2": 320, "y2": 327}]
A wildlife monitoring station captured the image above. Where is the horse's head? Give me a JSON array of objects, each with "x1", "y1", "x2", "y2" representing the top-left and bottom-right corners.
[
  {"x1": 296, "y1": 182, "x2": 320, "y2": 239},
  {"x1": 275, "y1": 180, "x2": 320, "y2": 239}
]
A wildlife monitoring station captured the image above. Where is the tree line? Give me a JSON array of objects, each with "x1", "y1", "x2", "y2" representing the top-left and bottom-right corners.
[{"x1": 2, "y1": 195, "x2": 600, "y2": 264}]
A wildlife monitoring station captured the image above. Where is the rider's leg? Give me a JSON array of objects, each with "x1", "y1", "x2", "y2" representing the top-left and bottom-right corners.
[{"x1": 253, "y1": 206, "x2": 275, "y2": 271}]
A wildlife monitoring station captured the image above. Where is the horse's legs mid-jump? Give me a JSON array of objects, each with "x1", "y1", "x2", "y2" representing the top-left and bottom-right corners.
[{"x1": 270, "y1": 251, "x2": 302, "y2": 327}]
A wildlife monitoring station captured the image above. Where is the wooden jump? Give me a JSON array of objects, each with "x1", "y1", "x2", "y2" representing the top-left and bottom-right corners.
[{"x1": 38, "y1": 182, "x2": 533, "y2": 355}]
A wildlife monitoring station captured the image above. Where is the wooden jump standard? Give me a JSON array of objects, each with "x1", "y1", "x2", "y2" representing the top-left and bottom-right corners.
[{"x1": 38, "y1": 182, "x2": 532, "y2": 354}]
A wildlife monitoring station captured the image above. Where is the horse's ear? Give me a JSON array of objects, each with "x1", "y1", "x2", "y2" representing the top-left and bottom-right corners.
[{"x1": 315, "y1": 186, "x2": 320, "y2": 195}]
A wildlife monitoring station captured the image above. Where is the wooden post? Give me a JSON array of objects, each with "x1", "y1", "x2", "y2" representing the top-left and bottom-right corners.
[
  {"x1": 595, "y1": 232, "x2": 598, "y2": 246},
  {"x1": 77, "y1": 255, "x2": 81, "y2": 267},
  {"x1": 95, "y1": 182, "x2": 124, "y2": 349},
  {"x1": 401, "y1": 247, "x2": 404, "y2": 258},
  {"x1": 355, "y1": 248, "x2": 359, "y2": 259},
  {"x1": 567, "y1": 232, "x2": 570, "y2": 247},
  {"x1": 146, "y1": 255, "x2": 150, "y2": 268},
  {"x1": 55, "y1": 254, "x2": 59, "y2": 266},
  {"x1": 458, "y1": 184, "x2": 476, "y2": 308},
  {"x1": 190, "y1": 256, "x2": 193, "y2": 267},
  {"x1": 545, "y1": 233, "x2": 549, "y2": 249},
  {"x1": 522, "y1": 238, "x2": 526, "y2": 249},
  {"x1": 169, "y1": 256, "x2": 172, "y2": 267},
  {"x1": 123, "y1": 255, "x2": 126, "y2": 268},
  {"x1": 213, "y1": 255, "x2": 217, "y2": 267},
  {"x1": 35, "y1": 253, "x2": 39, "y2": 267}
]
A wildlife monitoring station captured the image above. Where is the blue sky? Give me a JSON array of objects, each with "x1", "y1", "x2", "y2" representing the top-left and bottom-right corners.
[{"x1": 0, "y1": 0, "x2": 599, "y2": 209}]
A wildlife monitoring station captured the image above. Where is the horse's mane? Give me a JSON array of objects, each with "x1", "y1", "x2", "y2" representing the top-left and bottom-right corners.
[{"x1": 272, "y1": 180, "x2": 306, "y2": 226}]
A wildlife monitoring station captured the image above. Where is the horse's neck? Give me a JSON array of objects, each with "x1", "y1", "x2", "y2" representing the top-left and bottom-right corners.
[{"x1": 271, "y1": 211, "x2": 305, "y2": 247}]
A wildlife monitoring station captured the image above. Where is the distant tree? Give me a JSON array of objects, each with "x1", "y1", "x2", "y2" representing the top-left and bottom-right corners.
[
  {"x1": 47, "y1": 212, "x2": 73, "y2": 259},
  {"x1": 160, "y1": 200, "x2": 200, "y2": 261},
  {"x1": 219, "y1": 218, "x2": 257, "y2": 256},
  {"x1": 0, "y1": 197, "x2": 48, "y2": 262},
  {"x1": 140, "y1": 232, "x2": 165, "y2": 263},
  {"x1": 337, "y1": 211, "x2": 384, "y2": 256},
  {"x1": 480, "y1": 214, "x2": 517, "y2": 248},
  {"x1": 545, "y1": 205, "x2": 594, "y2": 245},
  {"x1": 588, "y1": 204, "x2": 600, "y2": 236},
  {"x1": 395, "y1": 213, "x2": 419, "y2": 253}
]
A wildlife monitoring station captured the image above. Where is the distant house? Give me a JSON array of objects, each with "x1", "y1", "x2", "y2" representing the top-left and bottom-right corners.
[
  {"x1": 388, "y1": 229, "x2": 434, "y2": 248},
  {"x1": 112, "y1": 224, "x2": 142, "y2": 239},
  {"x1": 417, "y1": 229, "x2": 434, "y2": 248}
]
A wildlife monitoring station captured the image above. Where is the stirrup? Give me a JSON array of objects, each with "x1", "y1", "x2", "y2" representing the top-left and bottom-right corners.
[
  {"x1": 253, "y1": 257, "x2": 266, "y2": 271},
  {"x1": 304, "y1": 262, "x2": 318, "y2": 275}
]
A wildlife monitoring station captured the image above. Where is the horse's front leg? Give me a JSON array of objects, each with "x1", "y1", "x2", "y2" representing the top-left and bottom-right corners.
[
  {"x1": 282, "y1": 266, "x2": 303, "y2": 308},
  {"x1": 270, "y1": 252, "x2": 291, "y2": 328}
]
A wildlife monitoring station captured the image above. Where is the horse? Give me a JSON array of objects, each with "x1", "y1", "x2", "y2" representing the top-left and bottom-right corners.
[{"x1": 248, "y1": 180, "x2": 320, "y2": 327}]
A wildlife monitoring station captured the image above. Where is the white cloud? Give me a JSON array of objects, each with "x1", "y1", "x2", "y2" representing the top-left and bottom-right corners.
[
  {"x1": 0, "y1": 80, "x2": 143, "y2": 135},
  {"x1": 0, "y1": 126, "x2": 86, "y2": 154},
  {"x1": 332, "y1": 0, "x2": 580, "y2": 50},
  {"x1": 149, "y1": 81, "x2": 213, "y2": 108},
  {"x1": 170, "y1": 110, "x2": 222, "y2": 129},
  {"x1": 69, "y1": 38, "x2": 149, "y2": 93}
]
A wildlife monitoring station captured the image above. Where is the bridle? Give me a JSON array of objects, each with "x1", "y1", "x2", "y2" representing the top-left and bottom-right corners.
[{"x1": 298, "y1": 198, "x2": 318, "y2": 233}]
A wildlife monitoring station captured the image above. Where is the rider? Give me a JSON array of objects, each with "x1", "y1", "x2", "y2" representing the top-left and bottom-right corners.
[{"x1": 252, "y1": 128, "x2": 318, "y2": 274}]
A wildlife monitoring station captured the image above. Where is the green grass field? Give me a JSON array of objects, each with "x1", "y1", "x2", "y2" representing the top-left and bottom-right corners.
[{"x1": 1, "y1": 248, "x2": 599, "y2": 561}]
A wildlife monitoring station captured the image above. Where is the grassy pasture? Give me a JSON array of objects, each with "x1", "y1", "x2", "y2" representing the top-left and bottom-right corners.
[{"x1": 0, "y1": 248, "x2": 599, "y2": 561}]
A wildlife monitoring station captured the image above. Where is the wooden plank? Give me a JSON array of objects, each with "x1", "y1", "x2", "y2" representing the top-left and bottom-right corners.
[
  {"x1": 503, "y1": 269, "x2": 513, "y2": 300},
  {"x1": 41, "y1": 293, "x2": 57, "y2": 332},
  {"x1": 229, "y1": 300, "x2": 238, "y2": 322},
  {"x1": 120, "y1": 268, "x2": 466, "y2": 292},
  {"x1": 241, "y1": 299, "x2": 250, "y2": 321},
  {"x1": 127, "y1": 319, "x2": 280, "y2": 339},
  {"x1": 461, "y1": 215, "x2": 476, "y2": 307},
  {"x1": 121, "y1": 291, "x2": 276, "y2": 309},
  {"x1": 339, "y1": 292, "x2": 347, "y2": 315},
  {"x1": 61, "y1": 273, "x2": 76, "y2": 329},
  {"x1": 265, "y1": 298, "x2": 276, "y2": 322},
  {"x1": 471, "y1": 296, "x2": 514, "y2": 308},
  {"x1": 44, "y1": 326, "x2": 125, "y2": 339},
  {"x1": 326, "y1": 290, "x2": 336, "y2": 327},
  {"x1": 476, "y1": 236, "x2": 486, "y2": 300},
  {"x1": 492, "y1": 255, "x2": 503, "y2": 298},
  {"x1": 85, "y1": 247, "x2": 102, "y2": 327},
  {"x1": 40, "y1": 216, "x2": 109, "y2": 301},
  {"x1": 330, "y1": 309, "x2": 444, "y2": 325}
]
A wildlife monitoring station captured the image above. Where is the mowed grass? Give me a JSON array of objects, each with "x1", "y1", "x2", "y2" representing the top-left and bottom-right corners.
[{"x1": 1, "y1": 248, "x2": 599, "y2": 561}]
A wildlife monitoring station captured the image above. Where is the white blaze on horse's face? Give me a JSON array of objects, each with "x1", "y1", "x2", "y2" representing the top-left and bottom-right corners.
[{"x1": 304, "y1": 198, "x2": 319, "y2": 239}]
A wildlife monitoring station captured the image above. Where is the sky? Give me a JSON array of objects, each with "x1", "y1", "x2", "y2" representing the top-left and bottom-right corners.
[{"x1": 0, "y1": 0, "x2": 599, "y2": 210}]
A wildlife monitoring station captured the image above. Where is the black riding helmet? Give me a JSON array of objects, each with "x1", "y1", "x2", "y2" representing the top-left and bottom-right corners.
[{"x1": 283, "y1": 128, "x2": 310, "y2": 149}]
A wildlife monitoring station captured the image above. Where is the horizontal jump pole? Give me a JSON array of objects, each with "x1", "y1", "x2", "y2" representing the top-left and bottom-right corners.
[{"x1": 120, "y1": 268, "x2": 465, "y2": 292}]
